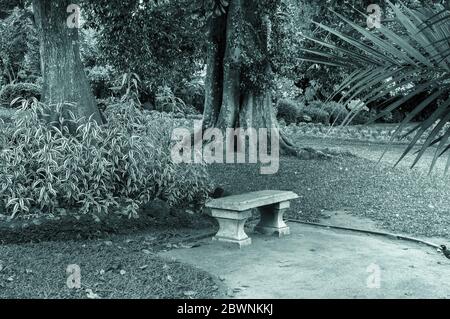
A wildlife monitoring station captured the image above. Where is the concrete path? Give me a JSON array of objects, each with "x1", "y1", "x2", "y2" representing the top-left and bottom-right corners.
[
  {"x1": 294, "y1": 136, "x2": 448, "y2": 174},
  {"x1": 160, "y1": 221, "x2": 450, "y2": 299}
]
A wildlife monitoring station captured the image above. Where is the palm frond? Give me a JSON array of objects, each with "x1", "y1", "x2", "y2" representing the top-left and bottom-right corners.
[{"x1": 300, "y1": 0, "x2": 450, "y2": 172}]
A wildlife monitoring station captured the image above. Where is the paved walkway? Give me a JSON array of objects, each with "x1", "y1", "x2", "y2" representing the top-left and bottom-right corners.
[
  {"x1": 160, "y1": 221, "x2": 450, "y2": 299},
  {"x1": 295, "y1": 136, "x2": 447, "y2": 174}
]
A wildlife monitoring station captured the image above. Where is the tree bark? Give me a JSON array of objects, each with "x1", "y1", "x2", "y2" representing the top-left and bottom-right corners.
[
  {"x1": 204, "y1": 0, "x2": 274, "y2": 130},
  {"x1": 203, "y1": 8, "x2": 227, "y2": 128},
  {"x1": 215, "y1": 0, "x2": 242, "y2": 129},
  {"x1": 32, "y1": 0, "x2": 103, "y2": 126},
  {"x1": 202, "y1": 0, "x2": 329, "y2": 159}
]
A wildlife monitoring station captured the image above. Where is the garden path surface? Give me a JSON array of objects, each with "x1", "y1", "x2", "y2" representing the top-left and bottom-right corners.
[
  {"x1": 160, "y1": 215, "x2": 450, "y2": 299},
  {"x1": 293, "y1": 134, "x2": 447, "y2": 174}
]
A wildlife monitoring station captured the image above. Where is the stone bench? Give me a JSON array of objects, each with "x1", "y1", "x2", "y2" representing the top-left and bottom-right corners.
[{"x1": 206, "y1": 190, "x2": 299, "y2": 248}]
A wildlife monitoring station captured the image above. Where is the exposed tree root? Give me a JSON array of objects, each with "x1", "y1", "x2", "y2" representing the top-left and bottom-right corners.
[
  {"x1": 179, "y1": 125, "x2": 355, "y2": 161},
  {"x1": 280, "y1": 134, "x2": 354, "y2": 160}
]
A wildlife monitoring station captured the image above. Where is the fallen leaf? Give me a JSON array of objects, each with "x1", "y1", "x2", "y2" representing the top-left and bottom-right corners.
[
  {"x1": 139, "y1": 265, "x2": 149, "y2": 270},
  {"x1": 167, "y1": 275, "x2": 173, "y2": 282}
]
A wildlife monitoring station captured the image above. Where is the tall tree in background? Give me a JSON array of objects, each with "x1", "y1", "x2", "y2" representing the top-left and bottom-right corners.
[
  {"x1": 203, "y1": 0, "x2": 324, "y2": 156},
  {"x1": 83, "y1": 0, "x2": 206, "y2": 104},
  {"x1": 32, "y1": 0, "x2": 103, "y2": 125}
]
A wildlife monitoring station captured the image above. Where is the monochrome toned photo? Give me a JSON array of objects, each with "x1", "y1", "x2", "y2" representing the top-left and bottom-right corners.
[{"x1": 1, "y1": 0, "x2": 450, "y2": 307}]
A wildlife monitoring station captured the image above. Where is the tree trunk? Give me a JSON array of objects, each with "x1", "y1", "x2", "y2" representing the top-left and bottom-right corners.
[
  {"x1": 204, "y1": 0, "x2": 275, "y2": 130},
  {"x1": 202, "y1": 0, "x2": 328, "y2": 159},
  {"x1": 32, "y1": 0, "x2": 103, "y2": 126}
]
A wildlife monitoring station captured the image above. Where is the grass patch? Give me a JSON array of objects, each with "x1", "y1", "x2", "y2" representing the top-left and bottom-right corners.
[
  {"x1": 0, "y1": 202, "x2": 219, "y2": 299},
  {"x1": 0, "y1": 237, "x2": 220, "y2": 299}
]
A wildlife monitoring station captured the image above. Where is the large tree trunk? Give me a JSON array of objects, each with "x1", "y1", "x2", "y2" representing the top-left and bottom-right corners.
[
  {"x1": 33, "y1": 0, "x2": 103, "y2": 126},
  {"x1": 203, "y1": 0, "x2": 328, "y2": 159},
  {"x1": 204, "y1": 0, "x2": 276, "y2": 130}
]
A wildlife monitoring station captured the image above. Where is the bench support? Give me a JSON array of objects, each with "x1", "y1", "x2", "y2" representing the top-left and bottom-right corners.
[
  {"x1": 254, "y1": 201, "x2": 290, "y2": 237},
  {"x1": 210, "y1": 209, "x2": 252, "y2": 248}
]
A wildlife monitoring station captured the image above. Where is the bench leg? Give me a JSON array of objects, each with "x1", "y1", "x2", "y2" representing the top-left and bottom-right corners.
[
  {"x1": 210, "y1": 209, "x2": 252, "y2": 248},
  {"x1": 255, "y1": 201, "x2": 290, "y2": 237}
]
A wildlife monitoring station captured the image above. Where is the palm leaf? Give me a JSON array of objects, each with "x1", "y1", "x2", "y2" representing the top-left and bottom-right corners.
[{"x1": 300, "y1": 1, "x2": 450, "y2": 173}]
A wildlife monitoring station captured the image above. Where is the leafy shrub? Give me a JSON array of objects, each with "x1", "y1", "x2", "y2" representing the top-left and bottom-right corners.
[
  {"x1": 277, "y1": 99, "x2": 332, "y2": 125},
  {"x1": 276, "y1": 99, "x2": 300, "y2": 124},
  {"x1": 87, "y1": 65, "x2": 116, "y2": 99},
  {"x1": 110, "y1": 72, "x2": 141, "y2": 104},
  {"x1": 380, "y1": 110, "x2": 405, "y2": 124},
  {"x1": 273, "y1": 76, "x2": 303, "y2": 101},
  {"x1": 344, "y1": 99, "x2": 372, "y2": 124},
  {"x1": 0, "y1": 83, "x2": 41, "y2": 107},
  {"x1": 322, "y1": 102, "x2": 349, "y2": 125},
  {"x1": 175, "y1": 79, "x2": 205, "y2": 114},
  {"x1": 0, "y1": 100, "x2": 212, "y2": 219},
  {"x1": 0, "y1": 8, "x2": 41, "y2": 86},
  {"x1": 155, "y1": 86, "x2": 197, "y2": 115},
  {"x1": 298, "y1": 105, "x2": 330, "y2": 125},
  {"x1": 0, "y1": 106, "x2": 15, "y2": 124}
]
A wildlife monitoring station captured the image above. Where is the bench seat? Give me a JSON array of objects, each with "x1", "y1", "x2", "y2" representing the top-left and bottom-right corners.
[{"x1": 206, "y1": 190, "x2": 299, "y2": 248}]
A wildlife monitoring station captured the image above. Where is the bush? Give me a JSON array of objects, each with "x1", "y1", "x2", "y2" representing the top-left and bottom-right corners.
[
  {"x1": 87, "y1": 65, "x2": 116, "y2": 99},
  {"x1": 321, "y1": 101, "x2": 349, "y2": 125},
  {"x1": 0, "y1": 8, "x2": 41, "y2": 86},
  {"x1": 0, "y1": 106, "x2": 15, "y2": 124},
  {"x1": 276, "y1": 99, "x2": 300, "y2": 124},
  {"x1": 345, "y1": 99, "x2": 373, "y2": 125},
  {"x1": 0, "y1": 83, "x2": 41, "y2": 107},
  {"x1": 0, "y1": 101, "x2": 212, "y2": 219},
  {"x1": 298, "y1": 105, "x2": 330, "y2": 125},
  {"x1": 155, "y1": 86, "x2": 198, "y2": 115},
  {"x1": 277, "y1": 99, "x2": 332, "y2": 125},
  {"x1": 175, "y1": 78, "x2": 205, "y2": 114},
  {"x1": 349, "y1": 110, "x2": 373, "y2": 125}
]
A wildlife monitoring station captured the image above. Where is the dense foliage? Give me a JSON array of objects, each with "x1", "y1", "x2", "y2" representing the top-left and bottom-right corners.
[
  {"x1": 277, "y1": 99, "x2": 357, "y2": 125},
  {"x1": 83, "y1": 0, "x2": 207, "y2": 102},
  {"x1": 0, "y1": 99, "x2": 212, "y2": 218},
  {"x1": 0, "y1": 82, "x2": 41, "y2": 107},
  {"x1": 0, "y1": 7, "x2": 40, "y2": 87},
  {"x1": 302, "y1": 1, "x2": 450, "y2": 171},
  {"x1": 278, "y1": 0, "x2": 421, "y2": 101}
]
